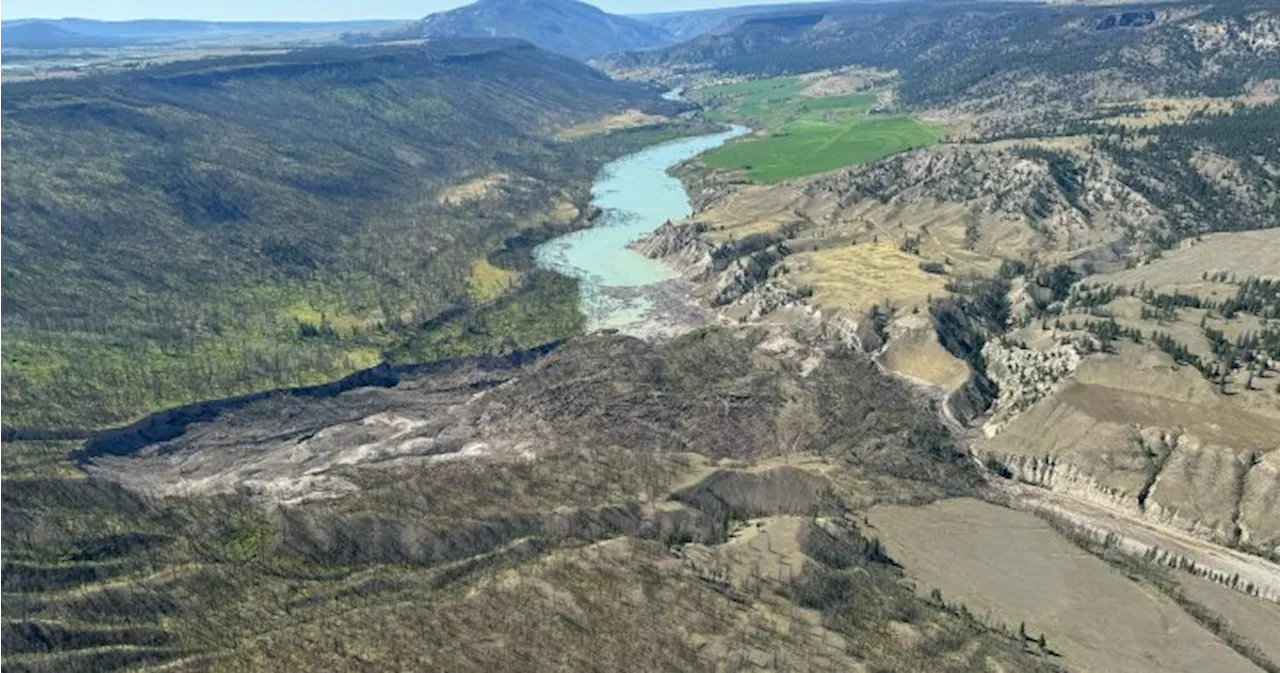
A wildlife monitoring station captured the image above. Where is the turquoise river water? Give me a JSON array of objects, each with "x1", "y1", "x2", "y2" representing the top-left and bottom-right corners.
[{"x1": 534, "y1": 124, "x2": 749, "y2": 333}]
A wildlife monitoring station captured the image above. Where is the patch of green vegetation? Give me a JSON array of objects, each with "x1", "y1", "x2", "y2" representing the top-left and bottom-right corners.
[
  {"x1": 0, "y1": 440, "x2": 87, "y2": 481},
  {"x1": 705, "y1": 116, "x2": 942, "y2": 182},
  {"x1": 210, "y1": 508, "x2": 273, "y2": 564},
  {"x1": 385, "y1": 270, "x2": 586, "y2": 364},
  {"x1": 693, "y1": 76, "x2": 808, "y2": 124},
  {"x1": 694, "y1": 76, "x2": 881, "y2": 126},
  {"x1": 690, "y1": 75, "x2": 941, "y2": 182},
  {"x1": 1, "y1": 284, "x2": 392, "y2": 431},
  {"x1": 466, "y1": 258, "x2": 518, "y2": 303}
]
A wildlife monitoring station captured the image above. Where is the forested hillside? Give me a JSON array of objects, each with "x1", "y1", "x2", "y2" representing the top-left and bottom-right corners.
[
  {"x1": 603, "y1": 1, "x2": 1280, "y2": 125},
  {"x1": 1, "y1": 40, "x2": 689, "y2": 432},
  {"x1": 366, "y1": 0, "x2": 677, "y2": 61},
  {"x1": 3, "y1": 330, "x2": 1062, "y2": 673}
]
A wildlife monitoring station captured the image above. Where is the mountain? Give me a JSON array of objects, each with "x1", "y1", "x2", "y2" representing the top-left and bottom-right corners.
[
  {"x1": 1, "y1": 21, "x2": 128, "y2": 48},
  {"x1": 400, "y1": 0, "x2": 677, "y2": 61},
  {"x1": 0, "y1": 18, "x2": 401, "y2": 49},
  {"x1": 5, "y1": 18, "x2": 399, "y2": 38},
  {"x1": 630, "y1": 1, "x2": 840, "y2": 42}
]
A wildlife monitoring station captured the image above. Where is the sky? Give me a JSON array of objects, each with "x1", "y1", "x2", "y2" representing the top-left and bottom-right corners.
[{"x1": 2, "y1": 0, "x2": 800, "y2": 21}]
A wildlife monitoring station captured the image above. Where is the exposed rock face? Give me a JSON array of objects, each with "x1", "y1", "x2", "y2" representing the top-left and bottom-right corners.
[
  {"x1": 1241, "y1": 452, "x2": 1280, "y2": 556},
  {"x1": 631, "y1": 221, "x2": 719, "y2": 281},
  {"x1": 994, "y1": 452, "x2": 1141, "y2": 514},
  {"x1": 633, "y1": 222, "x2": 809, "y2": 322},
  {"x1": 990, "y1": 427, "x2": 1269, "y2": 553},
  {"x1": 981, "y1": 339, "x2": 1083, "y2": 437},
  {"x1": 710, "y1": 263, "x2": 807, "y2": 320},
  {"x1": 1141, "y1": 430, "x2": 1250, "y2": 545},
  {"x1": 1180, "y1": 12, "x2": 1280, "y2": 58},
  {"x1": 980, "y1": 363, "x2": 1280, "y2": 559},
  {"x1": 806, "y1": 145, "x2": 1165, "y2": 260}
]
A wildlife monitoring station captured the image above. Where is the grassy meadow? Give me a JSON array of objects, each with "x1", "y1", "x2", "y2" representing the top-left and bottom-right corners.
[{"x1": 691, "y1": 75, "x2": 942, "y2": 182}]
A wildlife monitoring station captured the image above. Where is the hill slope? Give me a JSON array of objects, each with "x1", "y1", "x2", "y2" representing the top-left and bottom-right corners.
[
  {"x1": 603, "y1": 1, "x2": 1280, "y2": 128},
  {"x1": 601, "y1": 0, "x2": 1280, "y2": 633},
  {"x1": 4, "y1": 330, "x2": 1062, "y2": 673},
  {"x1": 630, "y1": 2, "x2": 839, "y2": 42},
  {"x1": 1, "y1": 40, "x2": 687, "y2": 431},
  {"x1": 403, "y1": 0, "x2": 676, "y2": 61}
]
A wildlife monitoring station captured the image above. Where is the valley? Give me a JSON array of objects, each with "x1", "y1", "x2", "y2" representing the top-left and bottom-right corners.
[
  {"x1": 3, "y1": 0, "x2": 1280, "y2": 672},
  {"x1": 0, "y1": 40, "x2": 701, "y2": 433},
  {"x1": 533, "y1": 122, "x2": 747, "y2": 337},
  {"x1": 603, "y1": 2, "x2": 1280, "y2": 668}
]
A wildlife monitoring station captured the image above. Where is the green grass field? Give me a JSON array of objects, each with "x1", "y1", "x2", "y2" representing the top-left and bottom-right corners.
[{"x1": 692, "y1": 76, "x2": 943, "y2": 183}]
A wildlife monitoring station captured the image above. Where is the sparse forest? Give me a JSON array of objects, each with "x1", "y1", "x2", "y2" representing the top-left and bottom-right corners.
[
  {"x1": 5, "y1": 1, "x2": 1280, "y2": 671},
  {"x1": 604, "y1": 2, "x2": 1280, "y2": 121},
  {"x1": 1, "y1": 42, "x2": 698, "y2": 432}
]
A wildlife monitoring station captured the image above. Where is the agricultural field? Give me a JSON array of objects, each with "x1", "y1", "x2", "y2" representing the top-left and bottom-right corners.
[{"x1": 689, "y1": 75, "x2": 942, "y2": 182}]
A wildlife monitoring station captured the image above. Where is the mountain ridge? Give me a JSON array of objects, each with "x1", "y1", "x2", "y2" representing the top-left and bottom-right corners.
[
  {"x1": 392, "y1": 0, "x2": 678, "y2": 61},
  {"x1": 0, "y1": 17, "x2": 400, "y2": 49},
  {"x1": 2, "y1": 21, "x2": 129, "y2": 48}
]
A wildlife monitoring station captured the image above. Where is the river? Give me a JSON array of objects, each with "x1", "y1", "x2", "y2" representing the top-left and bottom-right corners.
[{"x1": 534, "y1": 124, "x2": 749, "y2": 336}]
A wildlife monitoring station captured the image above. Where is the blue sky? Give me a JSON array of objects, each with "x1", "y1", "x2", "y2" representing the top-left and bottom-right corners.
[{"x1": 3, "y1": 0, "x2": 798, "y2": 21}]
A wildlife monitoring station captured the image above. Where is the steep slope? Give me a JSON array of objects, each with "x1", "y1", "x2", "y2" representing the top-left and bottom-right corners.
[
  {"x1": 634, "y1": 100, "x2": 1280, "y2": 560},
  {"x1": 604, "y1": 1, "x2": 1280, "y2": 606},
  {"x1": 3, "y1": 330, "x2": 1065, "y2": 673},
  {"x1": 976, "y1": 232, "x2": 1280, "y2": 561},
  {"x1": 404, "y1": 0, "x2": 676, "y2": 61},
  {"x1": 1, "y1": 40, "x2": 689, "y2": 432},
  {"x1": 603, "y1": 1, "x2": 1280, "y2": 130}
]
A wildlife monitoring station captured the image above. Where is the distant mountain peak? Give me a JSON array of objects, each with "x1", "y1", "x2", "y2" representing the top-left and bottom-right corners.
[
  {"x1": 1, "y1": 20, "x2": 127, "y2": 49},
  {"x1": 410, "y1": 0, "x2": 676, "y2": 61}
]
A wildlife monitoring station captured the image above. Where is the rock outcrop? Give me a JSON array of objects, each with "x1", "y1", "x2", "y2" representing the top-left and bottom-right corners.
[
  {"x1": 981, "y1": 338, "x2": 1083, "y2": 437},
  {"x1": 633, "y1": 222, "x2": 811, "y2": 323}
]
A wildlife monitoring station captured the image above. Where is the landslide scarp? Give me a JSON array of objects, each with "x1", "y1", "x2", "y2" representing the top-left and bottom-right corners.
[
  {"x1": 2, "y1": 329, "x2": 1052, "y2": 673},
  {"x1": 84, "y1": 328, "x2": 980, "y2": 504}
]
